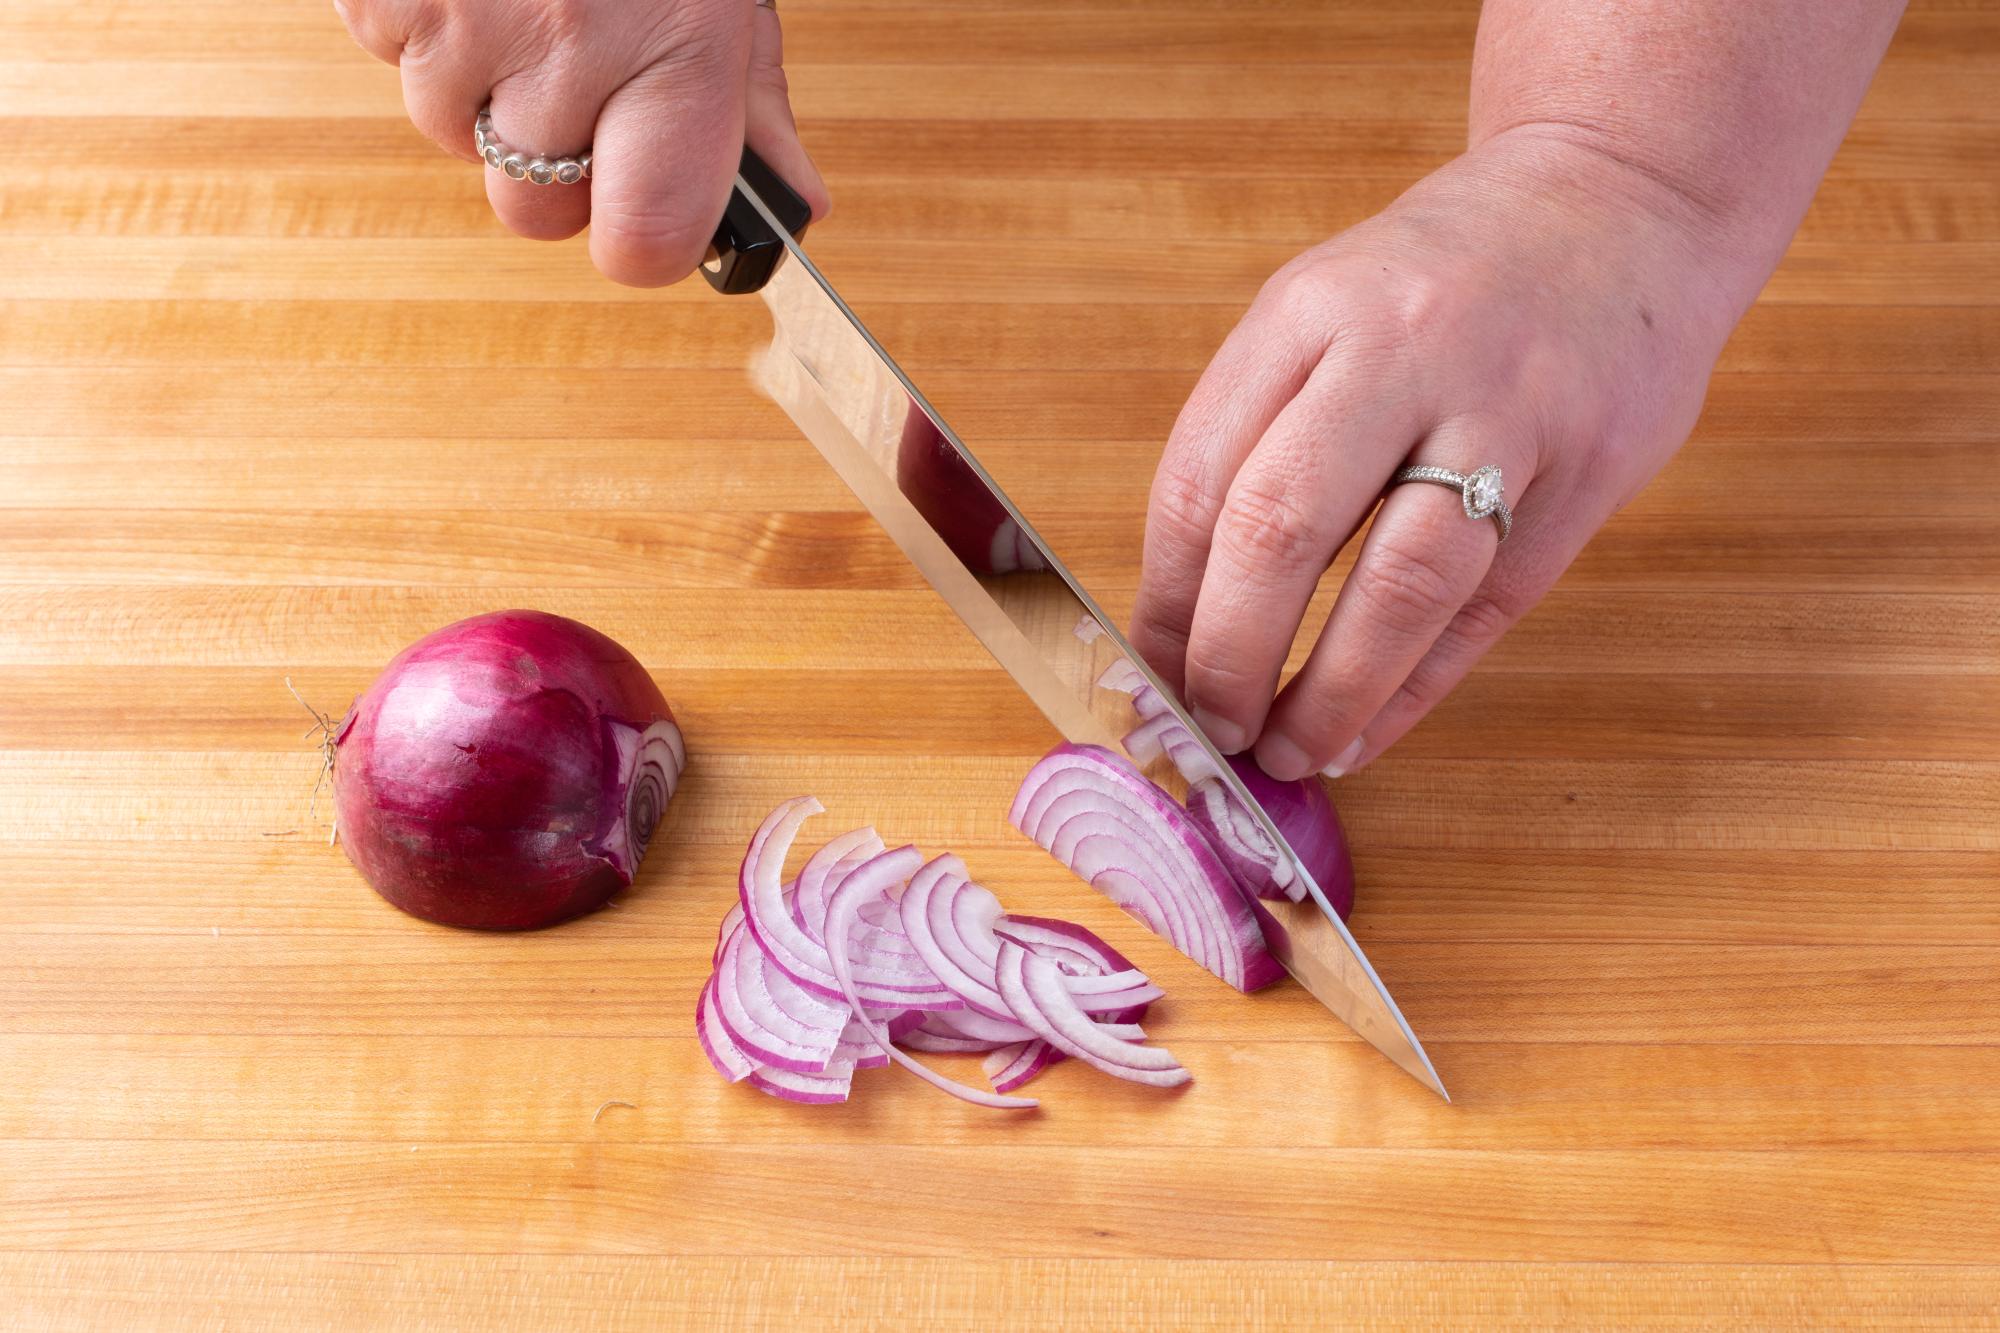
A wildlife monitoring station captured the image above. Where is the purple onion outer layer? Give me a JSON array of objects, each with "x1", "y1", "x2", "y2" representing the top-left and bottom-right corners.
[{"x1": 332, "y1": 610, "x2": 684, "y2": 930}]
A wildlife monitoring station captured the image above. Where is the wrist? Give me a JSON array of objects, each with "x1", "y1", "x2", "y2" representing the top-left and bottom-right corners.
[{"x1": 1441, "y1": 128, "x2": 1761, "y2": 348}]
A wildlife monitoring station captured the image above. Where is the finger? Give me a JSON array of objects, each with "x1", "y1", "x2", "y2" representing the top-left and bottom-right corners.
[
  {"x1": 588, "y1": 18, "x2": 755, "y2": 287},
  {"x1": 483, "y1": 56, "x2": 609, "y2": 242},
  {"x1": 1177, "y1": 354, "x2": 1424, "y2": 753},
  {"x1": 1127, "y1": 271, "x2": 1329, "y2": 695},
  {"x1": 334, "y1": 0, "x2": 412, "y2": 65},
  {"x1": 745, "y1": 5, "x2": 832, "y2": 221},
  {"x1": 396, "y1": 20, "x2": 498, "y2": 164},
  {"x1": 1342, "y1": 501, "x2": 1585, "y2": 772},
  {"x1": 1251, "y1": 424, "x2": 1530, "y2": 780},
  {"x1": 1339, "y1": 592, "x2": 1523, "y2": 773}
]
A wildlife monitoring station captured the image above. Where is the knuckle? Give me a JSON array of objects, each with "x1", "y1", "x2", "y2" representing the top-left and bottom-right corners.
[
  {"x1": 1258, "y1": 262, "x2": 1338, "y2": 340},
  {"x1": 1353, "y1": 536, "x2": 1464, "y2": 637},
  {"x1": 1448, "y1": 592, "x2": 1519, "y2": 646},
  {"x1": 1148, "y1": 460, "x2": 1218, "y2": 543},
  {"x1": 1217, "y1": 480, "x2": 1327, "y2": 575},
  {"x1": 1182, "y1": 638, "x2": 1265, "y2": 707},
  {"x1": 527, "y1": 0, "x2": 593, "y2": 51},
  {"x1": 592, "y1": 203, "x2": 714, "y2": 284}
]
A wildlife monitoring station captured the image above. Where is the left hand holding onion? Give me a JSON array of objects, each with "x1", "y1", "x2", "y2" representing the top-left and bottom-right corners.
[{"x1": 1129, "y1": 133, "x2": 1741, "y2": 782}]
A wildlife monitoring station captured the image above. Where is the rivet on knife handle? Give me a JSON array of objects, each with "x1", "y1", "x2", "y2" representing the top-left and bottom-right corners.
[{"x1": 701, "y1": 146, "x2": 813, "y2": 295}]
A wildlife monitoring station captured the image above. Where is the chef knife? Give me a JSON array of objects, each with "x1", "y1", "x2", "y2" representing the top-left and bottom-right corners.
[{"x1": 701, "y1": 151, "x2": 1447, "y2": 1101}]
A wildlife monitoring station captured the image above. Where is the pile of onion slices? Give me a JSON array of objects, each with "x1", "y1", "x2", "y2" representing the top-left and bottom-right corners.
[{"x1": 698, "y1": 798, "x2": 1187, "y2": 1108}]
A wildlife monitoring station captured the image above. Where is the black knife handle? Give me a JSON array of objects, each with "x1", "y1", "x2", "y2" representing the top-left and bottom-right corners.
[{"x1": 701, "y1": 146, "x2": 812, "y2": 295}]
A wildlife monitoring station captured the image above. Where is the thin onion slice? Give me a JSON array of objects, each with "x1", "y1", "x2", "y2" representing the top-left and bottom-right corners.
[
  {"x1": 983, "y1": 1039, "x2": 1058, "y2": 1093},
  {"x1": 899, "y1": 857, "x2": 1015, "y2": 1020},
  {"x1": 996, "y1": 940, "x2": 1191, "y2": 1087},
  {"x1": 747, "y1": 1064, "x2": 853, "y2": 1105},
  {"x1": 738, "y1": 798, "x2": 958, "y2": 1009},
  {"x1": 823, "y1": 845, "x2": 1038, "y2": 1111},
  {"x1": 696, "y1": 977, "x2": 755, "y2": 1083},
  {"x1": 902, "y1": 1023, "x2": 1007, "y2": 1055},
  {"x1": 792, "y1": 827, "x2": 889, "y2": 945},
  {"x1": 927, "y1": 1008, "x2": 1038, "y2": 1044}
]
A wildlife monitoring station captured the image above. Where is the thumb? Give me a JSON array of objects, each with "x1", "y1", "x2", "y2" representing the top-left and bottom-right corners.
[{"x1": 745, "y1": 4, "x2": 831, "y2": 221}]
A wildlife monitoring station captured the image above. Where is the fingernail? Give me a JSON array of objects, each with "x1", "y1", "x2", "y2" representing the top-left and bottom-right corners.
[
  {"x1": 1189, "y1": 707, "x2": 1247, "y2": 754},
  {"x1": 1321, "y1": 737, "x2": 1366, "y2": 779},
  {"x1": 1254, "y1": 732, "x2": 1314, "y2": 783}
]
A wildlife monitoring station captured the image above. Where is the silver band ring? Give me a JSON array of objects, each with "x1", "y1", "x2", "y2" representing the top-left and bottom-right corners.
[
  {"x1": 475, "y1": 107, "x2": 591, "y2": 185},
  {"x1": 1390, "y1": 464, "x2": 1512, "y2": 542}
]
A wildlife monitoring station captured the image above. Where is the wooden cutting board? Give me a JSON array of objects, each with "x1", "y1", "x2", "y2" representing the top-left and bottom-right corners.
[{"x1": 3, "y1": 0, "x2": 1998, "y2": 1327}]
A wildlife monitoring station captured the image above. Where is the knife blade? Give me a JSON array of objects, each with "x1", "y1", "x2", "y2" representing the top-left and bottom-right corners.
[{"x1": 703, "y1": 156, "x2": 1447, "y2": 1101}]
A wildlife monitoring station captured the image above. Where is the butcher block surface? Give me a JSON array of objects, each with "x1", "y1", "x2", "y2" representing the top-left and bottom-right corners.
[{"x1": 4, "y1": 0, "x2": 1999, "y2": 1327}]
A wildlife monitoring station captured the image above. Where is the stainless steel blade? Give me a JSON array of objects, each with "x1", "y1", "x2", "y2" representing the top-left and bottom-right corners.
[{"x1": 730, "y1": 174, "x2": 1447, "y2": 1101}]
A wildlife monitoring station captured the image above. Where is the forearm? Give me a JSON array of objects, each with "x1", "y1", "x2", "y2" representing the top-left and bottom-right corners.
[{"x1": 1468, "y1": 0, "x2": 1904, "y2": 313}]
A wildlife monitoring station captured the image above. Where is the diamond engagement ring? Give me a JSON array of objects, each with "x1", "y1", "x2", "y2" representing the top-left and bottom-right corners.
[
  {"x1": 1389, "y1": 464, "x2": 1512, "y2": 542},
  {"x1": 474, "y1": 107, "x2": 591, "y2": 185}
]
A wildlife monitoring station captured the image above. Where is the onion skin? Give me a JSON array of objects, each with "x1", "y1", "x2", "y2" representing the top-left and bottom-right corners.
[{"x1": 332, "y1": 610, "x2": 682, "y2": 931}]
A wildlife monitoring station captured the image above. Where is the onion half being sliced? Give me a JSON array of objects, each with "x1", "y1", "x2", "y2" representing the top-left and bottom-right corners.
[{"x1": 1010, "y1": 743, "x2": 1281, "y2": 992}]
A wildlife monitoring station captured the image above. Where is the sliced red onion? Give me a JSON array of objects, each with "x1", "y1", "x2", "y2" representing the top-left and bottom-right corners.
[
  {"x1": 792, "y1": 827, "x2": 884, "y2": 943},
  {"x1": 711, "y1": 928, "x2": 846, "y2": 1074},
  {"x1": 995, "y1": 940, "x2": 1191, "y2": 1087},
  {"x1": 833, "y1": 1017, "x2": 895, "y2": 1071},
  {"x1": 1185, "y1": 755, "x2": 1354, "y2": 915},
  {"x1": 695, "y1": 977, "x2": 755, "y2": 1083},
  {"x1": 927, "y1": 1008, "x2": 1038, "y2": 1044},
  {"x1": 898, "y1": 858, "x2": 1017, "y2": 1020},
  {"x1": 824, "y1": 846, "x2": 1038, "y2": 1111},
  {"x1": 986, "y1": 915, "x2": 1164, "y2": 1012},
  {"x1": 928, "y1": 876, "x2": 1009, "y2": 994},
  {"x1": 1010, "y1": 743, "x2": 1278, "y2": 993},
  {"x1": 714, "y1": 900, "x2": 744, "y2": 968},
  {"x1": 738, "y1": 798, "x2": 957, "y2": 1009},
  {"x1": 997, "y1": 914, "x2": 1139, "y2": 973},
  {"x1": 901, "y1": 1024, "x2": 1007, "y2": 1055},
  {"x1": 984, "y1": 1040, "x2": 1058, "y2": 1094}
]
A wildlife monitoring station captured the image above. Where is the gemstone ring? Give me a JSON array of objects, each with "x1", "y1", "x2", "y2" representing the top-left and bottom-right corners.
[
  {"x1": 474, "y1": 108, "x2": 591, "y2": 185},
  {"x1": 1389, "y1": 464, "x2": 1512, "y2": 542}
]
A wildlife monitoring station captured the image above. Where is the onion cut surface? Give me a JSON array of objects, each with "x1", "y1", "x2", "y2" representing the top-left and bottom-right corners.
[{"x1": 698, "y1": 799, "x2": 1186, "y2": 1107}]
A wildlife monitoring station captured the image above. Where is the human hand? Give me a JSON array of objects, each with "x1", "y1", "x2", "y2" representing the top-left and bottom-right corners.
[
  {"x1": 335, "y1": 0, "x2": 830, "y2": 285},
  {"x1": 1129, "y1": 130, "x2": 1747, "y2": 782}
]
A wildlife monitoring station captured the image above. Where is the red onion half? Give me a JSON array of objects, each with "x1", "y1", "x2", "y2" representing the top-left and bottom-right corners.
[
  {"x1": 332, "y1": 610, "x2": 683, "y2": 930},
  {"x1": 1010, "y1": 744, "x2": 1283, "y2": 993}
]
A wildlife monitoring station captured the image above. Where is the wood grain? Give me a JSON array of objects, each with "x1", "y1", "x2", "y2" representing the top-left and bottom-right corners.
[{"x1": 5, "y1": 1, "x2": 2000, "y2": 1328}]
